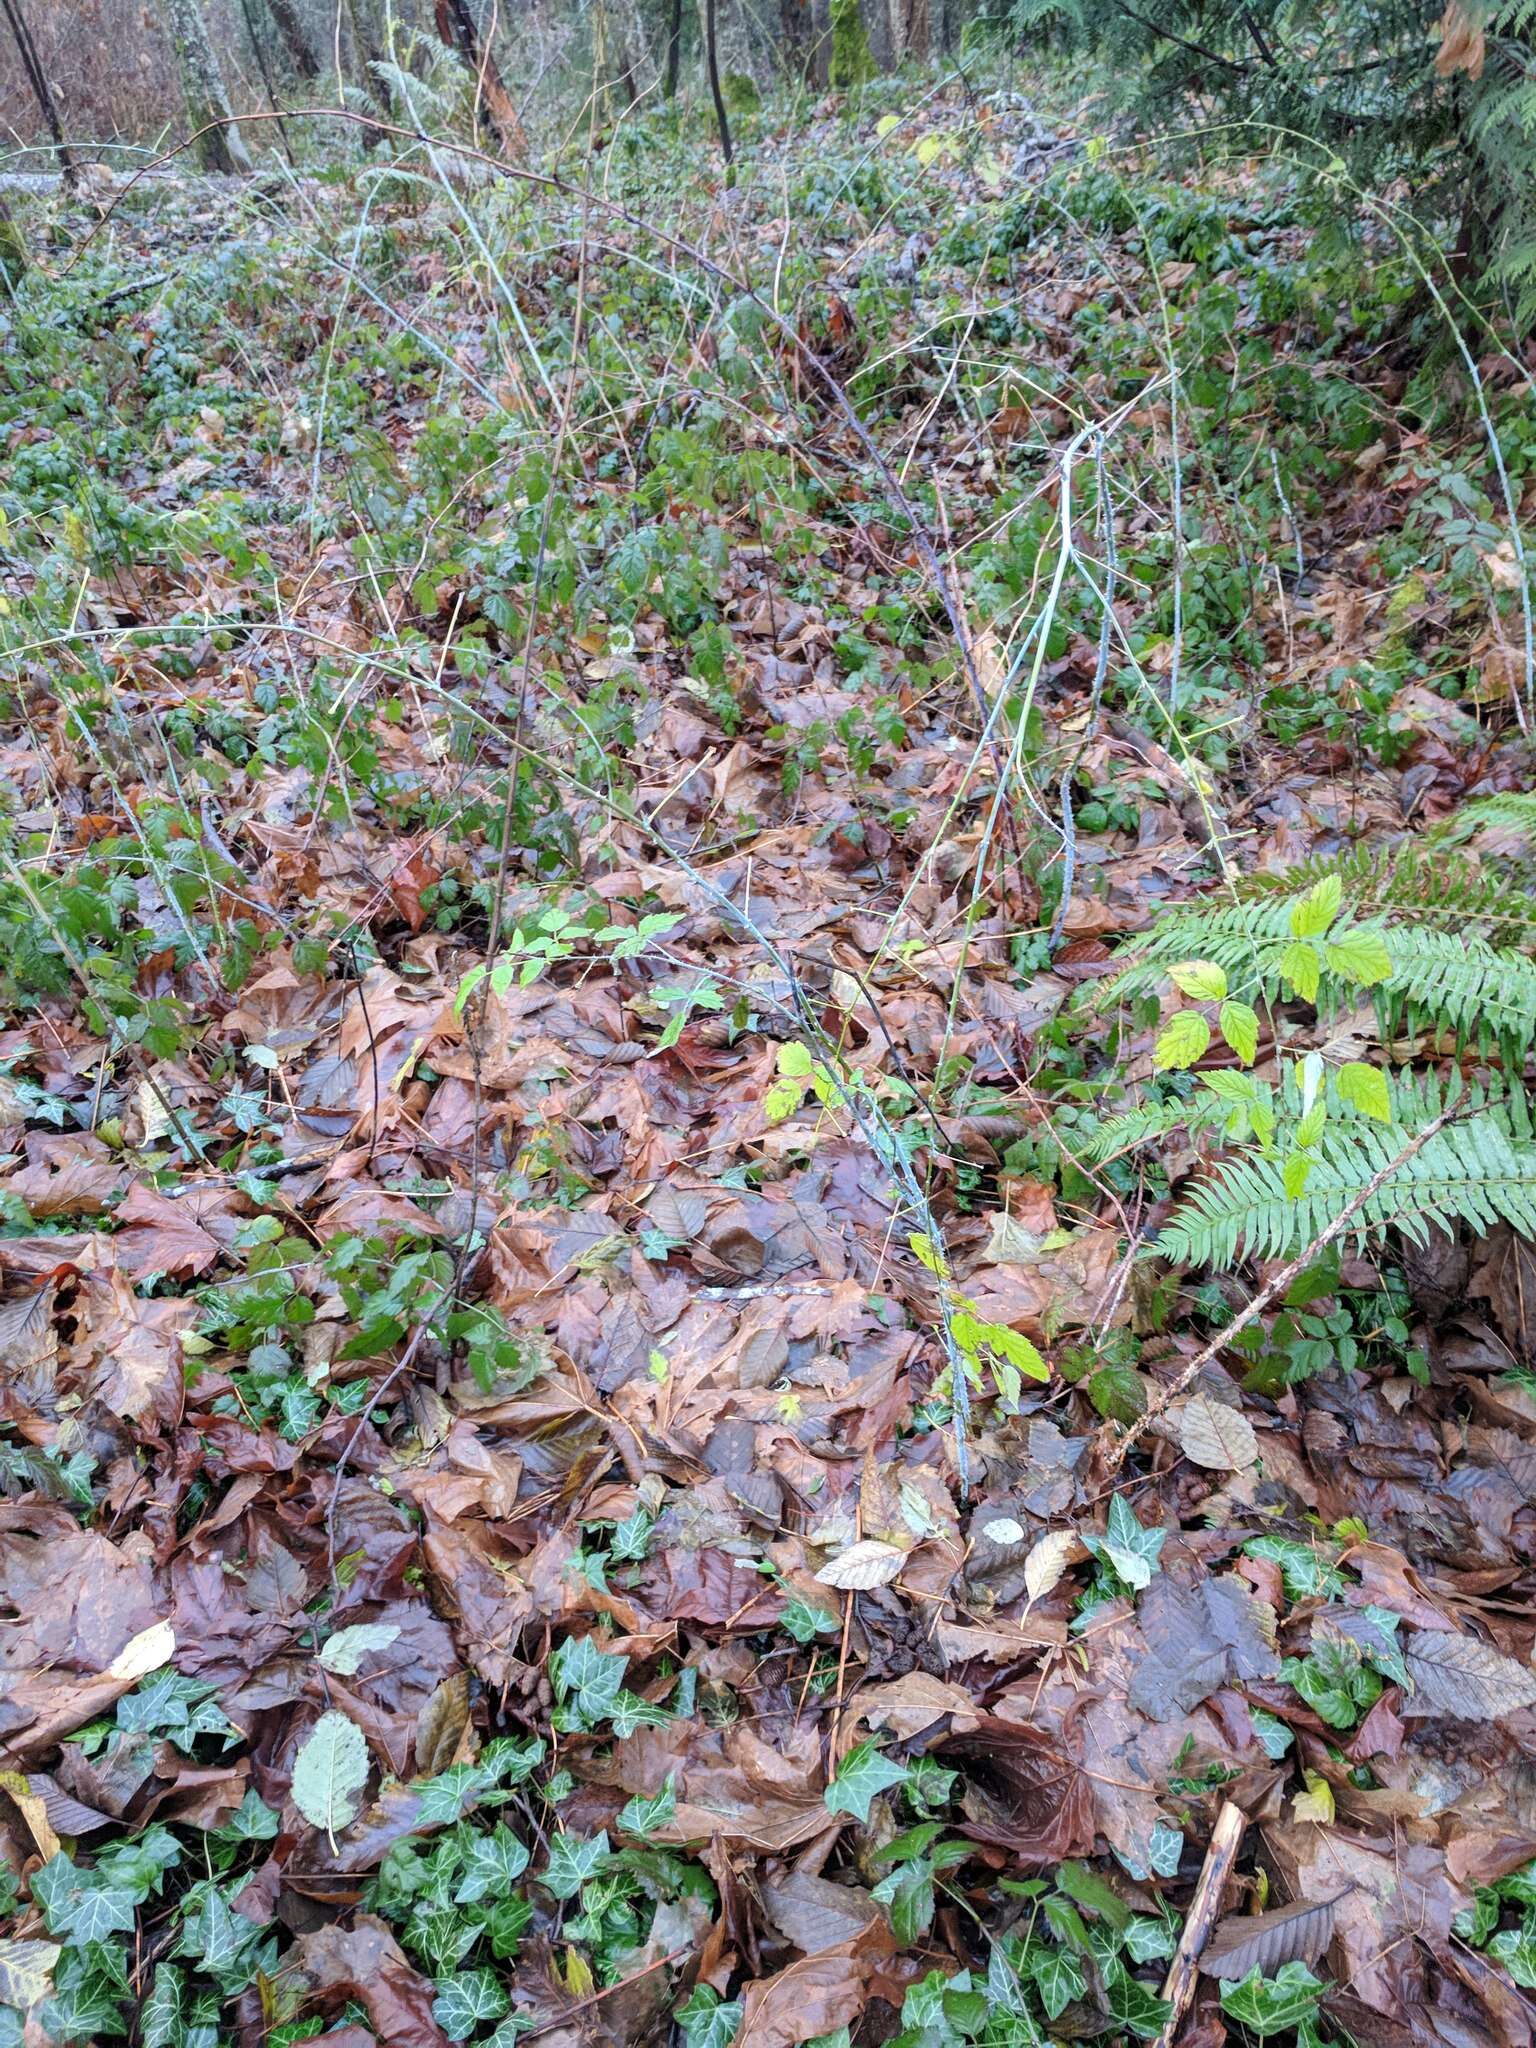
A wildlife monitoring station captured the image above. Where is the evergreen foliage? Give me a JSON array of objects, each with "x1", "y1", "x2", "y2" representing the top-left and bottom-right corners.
[{"x1": 1015, "y1": 1, "x2": 1536, "y2": 324}]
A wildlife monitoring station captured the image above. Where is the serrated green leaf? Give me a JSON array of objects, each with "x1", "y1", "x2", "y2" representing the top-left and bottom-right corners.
[
  {"x1": 1089, "y1": 1361, "x2": 1148, "y2": 1423},
  {"x1": 1218, "y1": 1000, "x2": 1259, "y2": 1065},
  {"x1": 1153, "y1": 1010, "x2": 1211, "y2": 1071},
  {"x1": 290, "y1": 1711, "x2": 368, "y2": 1842},
  {"x1": 1279, "y1": 940, "x2": 1321, "y2": 1003},
  {"x1": 1289, "y1": 876, "x2": 1341, "y2": 939},
  {"x1": 1325, "y1": 928, "x2": 1393, "y2": 987},
  {"x1": 1168, "y1": 959, "x2": 1228, "y2": 1001},
  {"x1": 1282, "y1": 1152, "x2": 1312, "y2": 1199}
]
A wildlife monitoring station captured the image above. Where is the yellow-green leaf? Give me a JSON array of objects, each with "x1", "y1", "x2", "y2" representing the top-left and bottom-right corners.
[
  {"x1": 0, "y1": 1938, "x2": 61, "y2": 2011},
  {"x1": 1288, "y1": 875, "x2": 1342, "y2": 939},
  {"x1": 973, "y1": 1318, "x2": 1049, "y2": 1382},
  {"x1": 1337, "y1": 1061, "x2": 1391, "y2": 1122},
  {"x1": 764, "y1": 1075, "x2": 805, "y2": 1123},
  {"x1": 1218, "y1": 1000, "x2": 1259, "y2": 1065},
  {"x1": 777, "y1": 1042, "x2": 814, "y2": 1078},
  {"x1": 1167, "y1": 959, "x2": 1228, "y2": 1001},
  {"x1": 1292, "y1": 1770, "x2": 1335, "y2": 1824},
  {"x1": 1283, "y1": 1153, "x2": 1312, "y2": 1199},
  {"x1": 1279, "y1": 940, "x2": 1321, "y2": 1004},
  {"x1": 909, "y1": 1231, "x2": 950, "y2": 1280},
  {"x1": 1324, "y1": 929, "x2": 1393, "y2": 987},
  {"x1": 1153, "y1": 1010, "x2": 1211, "y2": 1071}
]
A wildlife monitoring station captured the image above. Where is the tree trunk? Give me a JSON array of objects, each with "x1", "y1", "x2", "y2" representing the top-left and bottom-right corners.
[
  {"x1": 346, "y1": 0, "x2": 391, "y2": 118},
  {"x1": 664, "y1": 0, "x2": 683, "y2": 96},
  {"x1": 778, "y1": 0, "x2": 814, "y2": 81},
  {"x1": 158, "y1": 0, "x2": 254, "y2": 171},
  {"x1": 433, "y1": 0, "x2": 526, "y2": 154},
  {"x1": 703, "y1": 0, "x2": 733, "y2": 168},
  {"x1": 864, "y1": 0, "x2": 895, "y2": 71},
  {"x1": 890, "y1": 0, "x2": 927, "y2": 61},
  {"x1": 266, "y1": 0, "x2": 319, "y2": 76},
  {"x1": 0, "y1": 0, "x2": 76, "y2": 182}
]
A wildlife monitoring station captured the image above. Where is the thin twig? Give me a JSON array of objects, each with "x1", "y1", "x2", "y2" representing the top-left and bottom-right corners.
[{"x1": 1154, "y1": 1798, "x2": 1247, "y2": 2048}]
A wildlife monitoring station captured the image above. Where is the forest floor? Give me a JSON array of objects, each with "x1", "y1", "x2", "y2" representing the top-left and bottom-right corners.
[{"x1": 3, "y1": 70, "x2": 1536, "y2": 2048}]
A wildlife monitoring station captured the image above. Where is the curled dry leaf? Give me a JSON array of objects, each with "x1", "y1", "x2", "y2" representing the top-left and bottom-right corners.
[
  {"x1": 1179, "y1": 1391, "x2": 1258, "y2": 1470},
  {"x1": 1401, "y1": 1629, "x2": 1536, "y2": 1718},
  {"x1": 1201, "y1": 1896, "x2": 1342, "y2": 1980},
  {"x1": 815, "y1": 1538, "x2": 907, "y2": 1591},
  {"x1": 1024, "y1": 1529, "x2": 1079, "y2": 1606},
  {"x1": 1434, "y1": 0, "x2": 1485, "y2": 78},
  {"x1": 106, "y1": 1618, "x2": 175, "y2": 1684}
]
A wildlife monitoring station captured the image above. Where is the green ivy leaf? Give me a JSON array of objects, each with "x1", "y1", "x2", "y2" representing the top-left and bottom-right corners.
[
  {"x1": 1106, "y1": 1968, "x2": 1174, "y2": 2038},
  {"x1": 1491, "y1": 1924, "x2": 1536, "y2": 1988},
  {"x1": 433, "y1": 1968, "x2": 510, "y2": 2042},
  {"x1": 677, "y1": 1985, "x2": 744, "y2": 2048},
  {"x1": 824, "y1": 1739, "x2": 911, "y2": 1823},
  {"x1": 456, "y1": 1824, "x2": 531, "y2": 1903},
  {"x1": 1031, "y1": 1946, "x2": 1086, "y2": 2020},
  {"x1": 550, "y1": 1635, "x2": 628, "y2": 1730},
  {"x1": 1084, "y1": 1496, "x2": 1166, "y2": 1592},
  {"x1": 540, "y1": 1830, "x2": 611, "y2": 1900},
  {"x1": 1244, "y1": 1535, "x2": 1346, "y2": 1600},
  {"x1": 1453, "y1": 1888, "x2": 1501, "y2": 1946},
  {"x1": 0, "y1": 1939, "x2": 60, "y2": 2013},
  {"x1": 1153, "y1": 1010, "x2": 1211, "y2": 1071},
  {"x1": 617, "y1": 1775, "x2": 678, "y2": 1839},
  {"x1": 1220, "y1": 1961, "x2": 1324, "y2": 2037},
  {"x1": 1124, "y1": 1915, "x2": 1178, "y2": 1963}
]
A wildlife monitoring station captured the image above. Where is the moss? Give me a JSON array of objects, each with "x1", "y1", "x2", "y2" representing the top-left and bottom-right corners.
[
  {"x1": 0, "y1": 205, "x2": 26, "y2": 289},
  {"x1": 829, "y1": 0, "x2": 874, "y2": 88}
]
